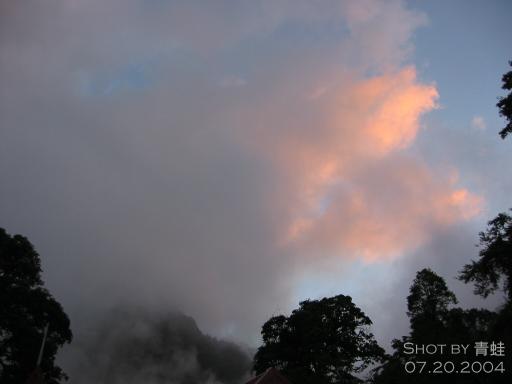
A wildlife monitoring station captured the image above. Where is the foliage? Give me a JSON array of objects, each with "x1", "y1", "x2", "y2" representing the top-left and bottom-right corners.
[
  {"x1": 458, "y1": 211, "x2": 512, "y2": 301},
  {"x1": 457, "y1": 211, "x2": 512, "y2": 383},
  {"x1": 497, "y1": 61, "x2": 512, "y2": 138},
  {"x1": 407, "y1": 268, "x2": 457, "y2": 335},
  {"x1": 0, "y1": 228, "x2": 72, "y2": 383},
  {"x1": 254, "y1": 294, "x2": 384, "y2": 384},
  {"x1": 371, "y1": 269, "x2": 498, "y2": 384}
]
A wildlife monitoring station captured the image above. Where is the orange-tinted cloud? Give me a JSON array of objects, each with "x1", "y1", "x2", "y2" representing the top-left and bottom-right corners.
[
  {"x1": 356, "y1": 67, "x2": 438, "y2": 154},
  {"x1": 248, "y1": 67, "x2": 481, "y2": 261},
  {"x1": 285, "y1": 158, "x2": 483, "y2": 261}
]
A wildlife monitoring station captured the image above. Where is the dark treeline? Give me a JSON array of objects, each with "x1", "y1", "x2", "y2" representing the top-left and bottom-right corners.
[{"x1": 369, "y1": 210, "x2": 512, "y2": 383}]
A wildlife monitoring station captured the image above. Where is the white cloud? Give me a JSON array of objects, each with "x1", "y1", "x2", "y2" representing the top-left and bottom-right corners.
[{"x1": 471, "y1": 115, "x2": 486, "y2": 130}]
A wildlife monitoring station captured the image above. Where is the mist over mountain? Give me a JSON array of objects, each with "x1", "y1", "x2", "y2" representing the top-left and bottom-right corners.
[{"x1": 65, "y1": 309, "x2": 252, "y2": 384}]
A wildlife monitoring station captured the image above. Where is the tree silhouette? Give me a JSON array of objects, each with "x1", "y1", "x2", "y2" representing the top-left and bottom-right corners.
[
  {"x1": 458, "y1": 211, "x2": 512, "y2": 302},
  {"x1": 254, "y1": 294, "x2": 384, "y2": 384},
  {"x1": 407, "y1": 268, "x2": 457, "y2": 343},
  {"x1": 0, "y1": 228, "x2": 72, "y2": 383},
  {"x1": 372, "y1": 269, "x2": 497, "y2": 384},
  {"x1": 458, "y1": 212, "x2": 512, "y2": 383},
  {"x1": 497, "y1": 61, "x2": 512, "y2": 139}
]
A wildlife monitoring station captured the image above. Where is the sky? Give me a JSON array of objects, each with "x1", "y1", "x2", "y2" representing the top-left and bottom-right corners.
[{"x1": 1, "y1": 0, "x2": 511, "y2": 381}]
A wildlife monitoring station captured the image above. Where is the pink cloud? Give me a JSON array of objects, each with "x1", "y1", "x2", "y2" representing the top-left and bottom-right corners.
[
  {"x1": 240, "y1": 66, "x2": 480, "y2": 261},
  {"x1": 285, "y1": 158, "x2": 483, "y2": 260}
]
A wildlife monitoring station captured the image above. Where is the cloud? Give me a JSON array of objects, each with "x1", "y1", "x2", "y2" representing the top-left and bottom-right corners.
[
  {"x1": 471, "y1": 115, "x2": 487, "y2": 130},
  {"x1": 341, "y1": 0, "x2": 428, "y2": 71},
  {"x1": 63, "y1": 309, "x2": 252, "y2": 384},
  {"x1": 285, "y1": 158, "x2": 483, "y2": 260},
  {"x1": 238, "y1": 65, "x2": 480, "y2": 260}
]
